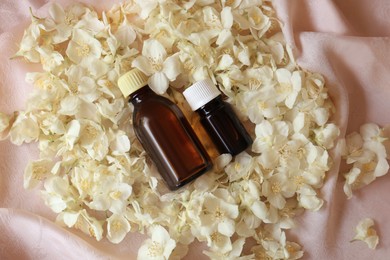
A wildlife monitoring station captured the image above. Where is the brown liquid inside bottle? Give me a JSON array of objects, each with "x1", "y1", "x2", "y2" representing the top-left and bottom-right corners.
[
  {"x1": 197, "y1": 96, "x2": 253, "y2": 156},
  {"x1": 130, "y1": 86, "x2": 212, "y2": 190}
]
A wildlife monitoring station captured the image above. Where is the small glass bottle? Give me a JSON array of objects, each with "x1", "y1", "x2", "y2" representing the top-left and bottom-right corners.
[
  {"x1": 118, "y1": 69, "x2": 212, "y2": 190},
  {"x1": 183, "y1": 79, "x2": 253, "y2": 156}
]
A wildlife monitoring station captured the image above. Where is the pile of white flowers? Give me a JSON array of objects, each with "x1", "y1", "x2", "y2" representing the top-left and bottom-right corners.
[{"x1": 0, "y1": 0, "x2": 352, "y2": 259}]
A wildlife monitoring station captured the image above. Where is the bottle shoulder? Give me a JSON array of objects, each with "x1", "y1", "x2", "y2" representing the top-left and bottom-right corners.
[
  {"x1": 196, "y1": 96, "x2": 228, "y2": 117},
  {"x1": 132, "y1": 95, "x2": 184, "y2": 122}
]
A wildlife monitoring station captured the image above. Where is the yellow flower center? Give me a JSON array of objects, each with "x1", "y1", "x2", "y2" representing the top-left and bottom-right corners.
[
  {"x1": 279, "y1": 144, "x2": 291, "y2": 159},
  {"x1": 234, "y1": 162, "x2": 241, "y2": 171},
  {"x1": 32, "y1": 166, "x2": 47, "y2": 180},
  {"x1": 277, "y1": 82, "x2": 292, "y2": 93},
  {"x1": 252, "y1": 14, "x2": 263, "y2": 25},
  {"x1": 88, "y1": 226, "x2": 96, "y2": 238},
  {"x1": 214, "y1": 207, "x2": 225, "y2": 221},
  {"x1": 286, "y1": 244, "x2": 297, "y2": 253},
  {"x1": 297, "y1": 147, "x2": 306, "y2": 159},
  {"x1": 148, "y1": 241, "x2": 164, "y2": 257},
  {"x1": 367, "y1": 228, "x2": 376, "y2": 237},
  {"x1": 118, "y1": 156, "x2": 128, "y2": 167},
  {"x1": 222, "y1": 48, "x2": 231, "y2": 55},
  {"x1": 77, "y1": 42, "x2": 91, "y2": 57},
  {"x1": 210, "y1": 232, "x2": 222, "y2": 243},
  {"x1": 362, "y1": 162, "x2": 376, "y2": 172},
  {"x1": 293, "y1": 175, "x2": 305, "y2": 188},
  {"x1": 110, "y1": 191, "x2": 122, "y2": 200},
  {"x1": 85, "y1": 125, "x2": 99, "y2": 139},
  {"x1": 111, "y1": 220, "x2": 123, "y2": 232},
  {"x1": 249, "y1": 78, "x2": 262, "y2": 89},
  {"x1": 148, "y1": 57, "x2": 163, "y2": 71},
  {"x1": 183, "y1": 60, "x2": 194, "y2": 72},
  {"x1": 271, "y1": 182, "x2": 281, "y2": 193},
  {"x1": 69, "y1": 81, "x2": 78, "y2": 93},
  {"x1": 80, "y1": 179, "x2": 91, "y2": 192},
  {"x1": 65, "y1": 13, "x2": 75, "y2": 25},
  {"x1": 257, "y1": 101, "x2": 268, "y2": 110}
]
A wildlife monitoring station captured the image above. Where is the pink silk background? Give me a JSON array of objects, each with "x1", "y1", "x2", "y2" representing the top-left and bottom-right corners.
[{"x1": 0, "y1": 0, "x2": 389, "y2": 259}]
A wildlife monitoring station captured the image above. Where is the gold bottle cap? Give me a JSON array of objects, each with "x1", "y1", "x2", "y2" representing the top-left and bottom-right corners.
[{"x1": 117, "y1": 68, "x2": 148, "y2": 97}]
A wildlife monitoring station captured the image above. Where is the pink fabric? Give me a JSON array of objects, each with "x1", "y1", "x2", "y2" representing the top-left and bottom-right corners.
[{"x1": 0, "y1": 0, "x2": 389, "y2": 259}]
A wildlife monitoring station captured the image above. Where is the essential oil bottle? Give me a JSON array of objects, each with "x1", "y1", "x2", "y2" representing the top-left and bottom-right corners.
[
  {"x1": 117, "y1": 69, "x2": 212, "y2": 190},
  {"x1": 183, "y1": 79, "x2": 253, "y2": 156}
]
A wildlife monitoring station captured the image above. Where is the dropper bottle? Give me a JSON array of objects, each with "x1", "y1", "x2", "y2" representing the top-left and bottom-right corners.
[
  {"x1": 118, "y1": 69, "x2": 212, "y2": 190},
  {"x1": 183, "y1": 79, "x2": 253, "y2": 156}
]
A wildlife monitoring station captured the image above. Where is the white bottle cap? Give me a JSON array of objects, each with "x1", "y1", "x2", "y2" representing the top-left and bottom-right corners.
[{"x1": 183, "y1": 79, "x2": 221, "y2": 111}]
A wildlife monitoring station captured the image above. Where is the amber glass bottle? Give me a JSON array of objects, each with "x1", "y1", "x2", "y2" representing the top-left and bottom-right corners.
[
  {"x1": 183, "y1": 79, "x2": 252, "y2": 156},
  {"x1": 117, "y1": 69, "x2": 212, "y2": 190}
]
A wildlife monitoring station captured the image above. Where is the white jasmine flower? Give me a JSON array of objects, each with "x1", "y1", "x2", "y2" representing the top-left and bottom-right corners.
[
  {"x1": 297, "y1": 185, "x2": 323, "y2": 211},
  {"x1": 203, "y1": 238, "x2": 253, "y2": 260},
  {"x1": 39, "y1": 114, "x2": 65, "y2": 136},
  {"x1": 89, "y1": 180, "x2": 132, "y2": 214},
  {"x1": 135, "y1": 0, "x2": 160, "y2": 19},
  {"x1": 343, "y1": 159, "x2": 388, "y2": 199},
  {"x1": 237, "y1": 89, "x2": 279, "y2": 124},
  {"x1": 36, "y1": 46, "x2": 64, "y2": 72},
  {"x1": 275, "y1": 69, "x2": 303, "y2": 109},
  {"x1": 138, "y1": 225, "x2": 176, "y2": 260},
  {"x1": 41, "y1": 176, "x2": 76, "y2": 213},
  {"x1": 177, "y1": 40, "x2": 213, "y2": 83},
  {"x1": 284, "y1": 241, "x2": 304, "y2": 259},
  {"x1": 66, "y1": 29, "x2": 102, "y2": 64},
  {"x1": 24, "y1": 159, "x2": 53, "y2": 189},
  {"x1": 360, "y1": 123, "x2": 386, "y2": 143},
  {"x1": 311, "y1": 107, "x2": 329, "y2": 127},
  {"x1": 107, "y1": 214, "x2": 131, "y2": 244},
  {"x1": 351, "y1": 218, "x2": 379, "y2": 249},
  {"x1": 252, "y1": 120, "x2": 289, "y2": 154},
  {"x1": 225, "y1": 152, "x2": 254, "y2": 182},
  {"x1": 79, "y1": 121, "x2": 109, "y2": 161},
  {"x1": 74, "y1": 9, "x2": 105, "y2": 34},
  {"x1": 262, "y1": 172, "x2": 294, "y2": 209},
  {"x1": 313, "y1": 123, "x2": 340, "y2": 149},
  {"x1": 70, "y1": 209, "x2": 104, "y2": 241},
  {"x1": 343, "y1": 132, "x2": 365, "y2": 163},
  {"x1": 96, "y1": 98, "x2": 124, "y2": 124},
  {"x1": 231, "y1": 180, "x2": 267, "y2": 223},
  {"x1": 48, "y1": 3, "x2": 87, "y2": 43},
  {"x1": 109, "y1": 130, "x2": 131, "y2": 154},
  {"x1": 58, "y1": 95, "x2": 80, "y2": 116},
  {"x1": 235, "y1": 209, "x2": 262, "y2": 238},
  {"x1": 215, "y1": 53, "x2": 234, "y2": 71},
  {"x1": 217, "y1": 7, "x2": 234, "y2": 47},
  {"x1": 342, "y1": 124, "x2": 389, "y2": 198},
  {"x1": 65, "y1": 65, "x2": 100, "y2": 102},
  {"x1": 9, "y1": 113, "x2": 40, "y2": 145},
  {"x1": 247, "y1": 6, "x2": 271, "y2": 37},
  {"x1": 132, "y1": 39, "x2": 181, "y2": 94},
  {"x1": 199, "y1": 191, "x2": 239, "y2": 238},
  {"x1": 115, "y1": 17, "x2": 137, "y2": 48}
]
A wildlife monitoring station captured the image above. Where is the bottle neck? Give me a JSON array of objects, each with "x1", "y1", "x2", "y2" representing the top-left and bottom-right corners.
[
  {"x1": 196, "y1": 95, "x2": 224, "y2": 116},
  {"x1": 129, "y1": 85, "x2": 154, "y2": 105}
]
